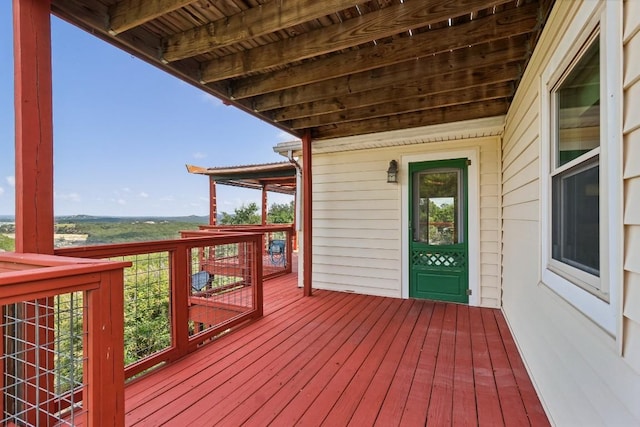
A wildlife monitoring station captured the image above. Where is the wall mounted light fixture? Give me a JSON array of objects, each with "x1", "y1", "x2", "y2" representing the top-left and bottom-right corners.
[{"x1": 387, "y1": 160, "x2": 398, "y2": 183}]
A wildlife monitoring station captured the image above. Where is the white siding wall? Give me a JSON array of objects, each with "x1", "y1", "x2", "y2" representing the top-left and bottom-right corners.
[
  {"x1": 501, "y1": 0, "x2": 640, "y2": 425},
  {"x1": 311, "y1": 137, "x2": 502, "y2": 307},
  {"x1": 622, "y1": 0, "x2": 640, "y2": 375}
]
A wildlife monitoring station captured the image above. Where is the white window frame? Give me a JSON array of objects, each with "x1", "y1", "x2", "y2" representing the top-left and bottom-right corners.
[{"x1": 539, "y1": 0, "x2": 622, "y2": 335}]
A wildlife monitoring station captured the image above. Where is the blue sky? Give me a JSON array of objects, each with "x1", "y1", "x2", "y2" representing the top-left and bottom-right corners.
[{"x1": 1, "y1": 3, "x2": 296, "y2": 217}]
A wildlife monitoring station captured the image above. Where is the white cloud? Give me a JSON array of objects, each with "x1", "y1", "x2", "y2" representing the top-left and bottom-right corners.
[
  {"x1": 193, "y1": 152, "x2": 207, "y2": 159},
  {"x1": 6, "y1": 176, "x2": 15, "y2": 187},
  {"x1": 159, "y1": 195, "x2": 174, "y2": 202},
  {"x1": 0, "y1": 187, "x2": 4, "y2": 196},
  {"x1": 117, "y1": 199, "x2": 126, "y2": 205},
  {"x1": 139, "y1": 192, "x2": 149, "y2": 198},
  {"x1": 275, "y1": 130, "x2": 298, "y2": 143},
  {"x1": 122, "y1": 187, "x2": 131, "y2": 193},
  {"x1": 200, "y1": 93, "x2": 223, "y2": 107},
  {"x1": 56, "y1": 192, "x2": 81, "y2": 202}
]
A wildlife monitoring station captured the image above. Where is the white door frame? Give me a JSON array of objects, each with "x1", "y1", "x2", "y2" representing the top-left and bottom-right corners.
[{"x1": 401, "y1": 148, "x2": 480, "y2": 306}]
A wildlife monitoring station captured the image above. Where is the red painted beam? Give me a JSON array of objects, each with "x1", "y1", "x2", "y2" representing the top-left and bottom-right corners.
[
  {"x1": 302, "y1": 132, "x2": 312, "y2": 296},
  {"x1": 13, "y1": 0, "x2": 54, "y2": 254}
]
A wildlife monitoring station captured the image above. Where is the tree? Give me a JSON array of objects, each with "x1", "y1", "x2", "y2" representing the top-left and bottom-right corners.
[
  {"x1": 219, "y1": 203, "x2": 261, "y2": 225},
  {"x1": 267, "y1": 201, "x2": 294, "y2": 224}
]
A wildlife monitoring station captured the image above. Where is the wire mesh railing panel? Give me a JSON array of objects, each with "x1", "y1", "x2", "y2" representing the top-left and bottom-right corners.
[
  {"x1": 2, "y1": 293, "x2": 87, "y2": 426},
  {"x1": 109, "y1": 252, "x2": 172, "y2": 367},
  {"x1": 188, "y1": 242, "x2": 255, "y2": 338}
]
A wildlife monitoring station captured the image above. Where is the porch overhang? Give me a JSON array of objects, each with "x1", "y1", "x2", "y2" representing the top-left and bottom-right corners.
[
  {"x1": 186, "y1": 162, "x2": 297, "y2": 196},
  {"x1": 50, "y1": 0, "x2": 554, "y2": 141}
]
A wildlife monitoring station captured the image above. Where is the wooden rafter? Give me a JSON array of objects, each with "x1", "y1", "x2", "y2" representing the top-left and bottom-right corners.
[
  {"x1": 288, "y1": 82, "x2": 514, "y2": 130},
  {"x1": 254, "y1": 36, "x2": 528, "y2": 113},
  {"x1": 228, "y1": 3, "x2": 539, "y2": 99},
  {"x1": 311, "y1": 100, "x2": 510, "y2": 139},
  {"x1": 265, "y1": 62, "x2": 521, "y2": 120},
  {"x1": 200, "y1": 0, "x2": 514, "y2": 83},
  {"x1": 109, "y1": 0, "x2": 195, "y2": 35},
  {"x1": 163, "y1": 0, "x2": 361, "y2": 62}
]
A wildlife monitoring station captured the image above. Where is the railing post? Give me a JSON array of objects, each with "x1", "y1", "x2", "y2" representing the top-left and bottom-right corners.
[
  {"x1": 253, "y1": 237, "x2": 263, "y2": 318},
  {"x1": 172, "y1": 246, "x2": 190, "y2": 359},
  {"x1": 86, "y1": 269, "x2": 125, "y2": 426}
]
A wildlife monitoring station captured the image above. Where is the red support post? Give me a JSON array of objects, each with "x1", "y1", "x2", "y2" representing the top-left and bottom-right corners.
[
  {"x1": 13, "y1": 2, "x2": 55, "y2": 424},
  {"x1": 261, "y1": 186, "x2": 268, "y2": 226},
  {"x1": 302, "y1": 132, "x2": 313, "y2": 297},
  {"x1": 209, "y1": 179, "x2": 217, "y2": 225},
  {"x1": 13, "y1": 0, "x2": 54, "y2": 255}
]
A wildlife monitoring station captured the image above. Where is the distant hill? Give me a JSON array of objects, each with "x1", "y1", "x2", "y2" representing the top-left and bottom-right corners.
[
  {"x1": 55, "y1": 215, "x2": 210, "y2": 224},
  {"x1": 0, "y1": 215, "x2": 210, "y2": 223},
  {"x1": 0, "y1": 215, "x2": 212, "y2": 248}
]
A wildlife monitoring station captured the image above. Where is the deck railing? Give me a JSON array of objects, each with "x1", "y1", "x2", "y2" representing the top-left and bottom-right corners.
[
  {"x1": 185, "y1": 224, "x2": 294, "y2": 280},
  {"x1": 0, "y1": 252, "x2": 129, "y2": 426},
  {"x1": 55, "y1": 233, "x2": 263, "y2": 381}
]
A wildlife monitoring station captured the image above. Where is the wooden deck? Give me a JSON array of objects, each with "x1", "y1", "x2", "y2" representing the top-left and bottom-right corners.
[{"x1": 124, "y1": 273, "x2": 549, "y2": 426}]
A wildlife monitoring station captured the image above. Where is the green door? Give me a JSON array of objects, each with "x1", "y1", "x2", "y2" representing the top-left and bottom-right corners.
[{"x1": 409, "y1": 158, "x2": 468, "y2": 303}]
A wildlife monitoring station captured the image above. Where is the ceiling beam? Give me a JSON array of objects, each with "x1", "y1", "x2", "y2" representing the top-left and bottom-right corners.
[
  {"x1": 201, "y1": 0, "x2": 512, "y2": 83},
  {"x1": 254, "y1": 35, "x2": 528, "y2": 113},
  {"x1": 311, "y1": 100, "x2": 510, "y2": 140},
  {"x1": 269, "y1": 62, "x2": 521, "y2": 121},
  {"x1": 163, "y1": 0, "x2": 361, "y2": 62},
  {"x1": 288, "y1": 82, "x2": 514, "y2": 129},
  {"x1": 109, "y1": 0, "x2": 195, "y2": 35},
  {"x1": 229, "y1": 2, "x2": 539, "y2": 99}
]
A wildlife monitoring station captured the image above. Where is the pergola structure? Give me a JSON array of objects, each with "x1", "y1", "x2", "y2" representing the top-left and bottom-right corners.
[
  {"x1": 15, "y1": 0, "x2": 555, "y2": 295},
  {"x1": 186, "y1": 161, "x2": 298, "y2": 229}
]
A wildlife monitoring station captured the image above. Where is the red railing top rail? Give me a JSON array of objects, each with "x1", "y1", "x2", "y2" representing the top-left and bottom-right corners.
[
  {"x1": 0, "y1": 252, "x2": 130, "y2": 304},
  {"x1": 198, "y1": 224, "x2": 294, "y2": 233},
  {"x1": 55, "y1": 234, "x2": 262, "y2": 259}
]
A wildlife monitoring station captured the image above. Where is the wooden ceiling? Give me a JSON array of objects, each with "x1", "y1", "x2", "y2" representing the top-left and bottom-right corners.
[{"x1": 51, "y1": 0, "x2": 554, "y2": 141}]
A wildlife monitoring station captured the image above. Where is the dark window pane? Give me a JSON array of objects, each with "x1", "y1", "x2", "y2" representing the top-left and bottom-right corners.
[
  {"x1": 556, "y1": 37, "x2": 600, "y2": 167},
  {"x1": 552, "y1": 160, "x2": 599, "y2": 275}
]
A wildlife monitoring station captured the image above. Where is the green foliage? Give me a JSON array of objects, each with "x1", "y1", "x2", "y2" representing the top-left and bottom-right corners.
[
  {"x1": 63, "y1": 221, "x2": 201, "y2": 244},
  {"x1": 267, "y1": 201, "x2": 294, "y2": 224},
  {"x1": 0, "y1": 234, "x2": 15, "y2": 251},
  {"x1": 219, "y1": 203, "x2": 261, "y2": 225},
  {"x1": 120, "y1": 254, "x2": 171, "y2": 365},
  {"x1": 218, "y1": 201, "x2": 294, "y2": 225}
]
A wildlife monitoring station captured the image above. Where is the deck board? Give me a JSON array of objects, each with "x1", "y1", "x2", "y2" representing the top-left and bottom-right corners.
[{"x1": 124, "y1": 273, "x2": 550, "y2": 426}]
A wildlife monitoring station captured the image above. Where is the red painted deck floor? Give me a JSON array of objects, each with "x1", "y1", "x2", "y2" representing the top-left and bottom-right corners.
[{"x1": 124, "y1": 273, "x2": 549, "y2": 426}]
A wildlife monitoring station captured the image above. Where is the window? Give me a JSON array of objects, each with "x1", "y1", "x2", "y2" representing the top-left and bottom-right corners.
[
  {"x1": 540, "y1": 0, "x2": 621, "y2": 334},
  {"x1": 549, "y1": 33, "x2": 602, "y2": 293}
]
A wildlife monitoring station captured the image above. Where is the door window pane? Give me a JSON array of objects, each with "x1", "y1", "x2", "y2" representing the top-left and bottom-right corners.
[{"x1": 414, "y1": 170, "x2": 460, "y2": 245}]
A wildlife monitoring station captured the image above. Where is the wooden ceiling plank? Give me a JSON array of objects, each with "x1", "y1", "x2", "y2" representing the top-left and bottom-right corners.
[
  {"x1": 288, "y1": 82, "x2": 514, "y2": 129},
  {"x1": 270, "y1": 62, "x2": 521, "y2": 121},
  {"x1": 109, "y1": 0, "x2": 196, "y2": 35},
  {"x1": 201, "y1": 0, "x2": 513, "y2": 83},
  {"x1": 311, "y1": 100, "x2": 510, "y2": 139},
  {"x1": 163, "y1": 0, "x2": 362, "y2": 62},
  {"x1": 254, "y1": 35, "x2": 528, "y2": 112},
  {"x1": 230, "y1": 2, "x2": 539, "y2": 99}
]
